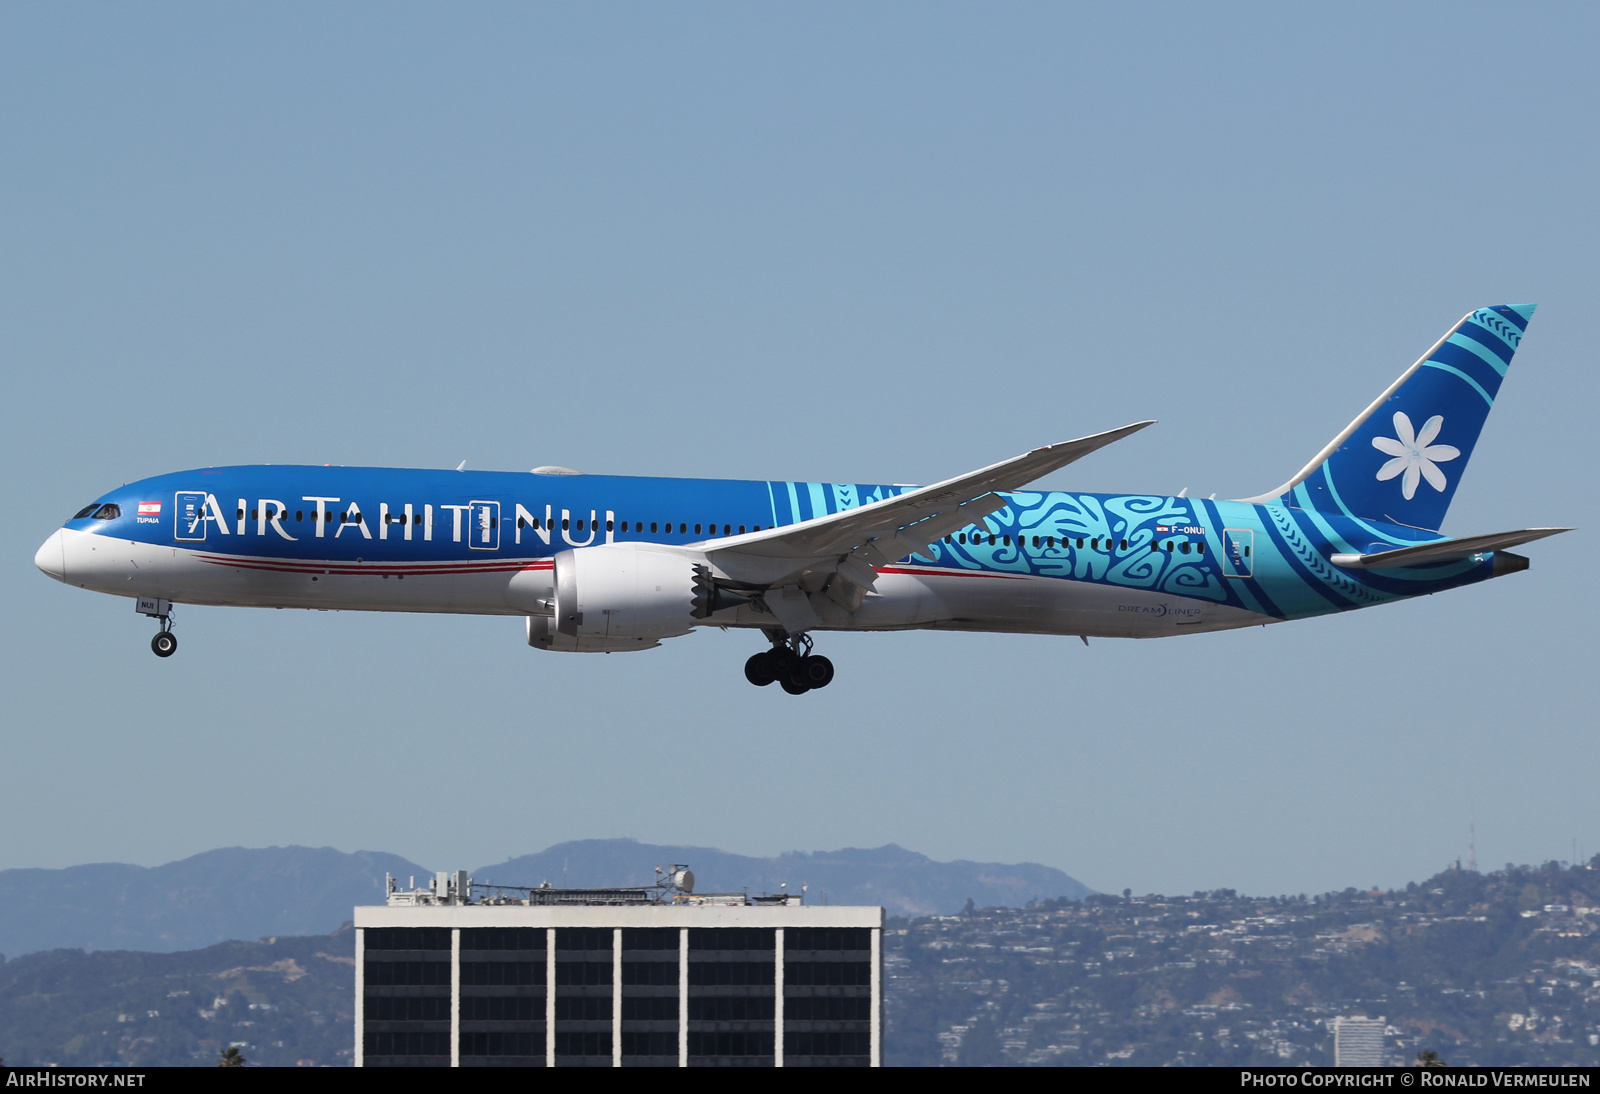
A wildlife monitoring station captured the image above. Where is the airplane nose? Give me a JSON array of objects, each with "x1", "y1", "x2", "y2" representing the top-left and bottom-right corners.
[{"x1": 34, "y1": 529, "x2": 66, "y2": 582}]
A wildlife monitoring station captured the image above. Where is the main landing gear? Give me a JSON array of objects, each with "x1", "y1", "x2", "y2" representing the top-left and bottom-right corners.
[
  {"x1": 744, "y1": 634, "x2": 834, "y2": 695},
  {"x1": 138, "y1": 597, "x2": 177, "y2": 658}
]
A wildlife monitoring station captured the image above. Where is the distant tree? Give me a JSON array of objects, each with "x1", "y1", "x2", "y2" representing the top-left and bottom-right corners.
[
  {"x1": 1123, "y1": 889, "x2": 1132, "y2": 900},
  {"x1": 1417, "y1": 1050, "x2": 1445, "y2": 1067},
  {"x1": 962, "y1": 897, "x2": 976, "y2": 917},
  {"x1": 218, "y1": 1045, "x2": 246, "y2": 1067}
]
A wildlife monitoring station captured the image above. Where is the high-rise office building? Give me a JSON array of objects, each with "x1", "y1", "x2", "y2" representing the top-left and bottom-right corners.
[
  {"x1": 1331, "y1": 1015, "x2": 1386, "y2": 1067},
  {"x1": 356, "y1": 871, "x2": 881, "y2": 1067}
]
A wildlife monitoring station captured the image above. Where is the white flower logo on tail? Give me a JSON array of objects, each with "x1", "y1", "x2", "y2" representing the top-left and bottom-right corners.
[{"x1": 1372, "y1": 412, "x2": 1460, "y2": 500}]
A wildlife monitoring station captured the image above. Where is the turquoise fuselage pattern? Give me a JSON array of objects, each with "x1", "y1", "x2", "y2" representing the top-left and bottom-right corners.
[{"x1": 57, "y1": 464, "x2": 1492, "y2": 629}]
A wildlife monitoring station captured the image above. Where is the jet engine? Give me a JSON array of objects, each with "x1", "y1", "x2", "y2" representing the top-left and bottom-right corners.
[{"x1": 551, "y1": 544, "x2": 729, "y2": 642}]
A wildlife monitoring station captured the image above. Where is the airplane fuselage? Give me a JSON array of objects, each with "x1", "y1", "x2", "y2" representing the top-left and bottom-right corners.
[{"x1": 36, "y1": 463, "x2": 1502, "y2": 642}]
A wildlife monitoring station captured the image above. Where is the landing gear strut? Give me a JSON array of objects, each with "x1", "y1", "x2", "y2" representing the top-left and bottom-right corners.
[
  {"x1": 744, "y1": 633, "x2": 833, "y2": 694},
  {"x1": 139, "y1": 597, "x2": 177, "y2": 658}
]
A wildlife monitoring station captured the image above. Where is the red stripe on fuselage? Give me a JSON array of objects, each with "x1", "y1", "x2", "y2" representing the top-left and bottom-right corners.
[
  {"x1": 876, "y1": 565, "x2": 1028, "y2": 580},
  {"x1": 195, "y1": 553, "x2": 549, "y2": 578}
]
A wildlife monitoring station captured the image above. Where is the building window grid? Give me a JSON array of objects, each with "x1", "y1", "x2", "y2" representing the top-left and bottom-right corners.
[
  {"x1": 360, "y1": 933, "x2": 453, "y2": 1067},
  {"x1": 782, "y1": 928, "x2": 874, "y2": 1066},
  {"x1": 358, "y1": 923, "x2": 879, "y2": 1068},
  {"x1": 455, "y1": 927, "x2": 548, "y2": 1067},
  {"x1": 686, "y1": 928, "x2": 777, "y2": 1067},
  {"x1": 621, "y1": 928, "x2": 681, "y2": 1066},
  {"x1": 551, "y1": 926, "x2": 615, "y2": 1066}
]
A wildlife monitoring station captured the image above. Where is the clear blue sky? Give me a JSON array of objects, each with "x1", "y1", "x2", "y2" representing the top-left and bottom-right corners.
[{"x1": 4, "y1": 2, "x2": 1596, "y2": 897}]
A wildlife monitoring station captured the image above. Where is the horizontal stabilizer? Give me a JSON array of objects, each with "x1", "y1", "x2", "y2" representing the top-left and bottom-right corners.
[{"x1": 1329, "y1": 527, "x2": 1570, "y2": 569}]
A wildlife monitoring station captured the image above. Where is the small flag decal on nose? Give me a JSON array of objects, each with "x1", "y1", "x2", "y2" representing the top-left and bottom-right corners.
[{"x1": 138, "y1": 502, "x2": 161, "y2": 515}]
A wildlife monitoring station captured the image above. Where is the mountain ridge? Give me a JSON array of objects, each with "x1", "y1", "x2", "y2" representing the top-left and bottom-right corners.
[{"x1": 0, "y1": 840, "x2": 1092, "y2": 957}]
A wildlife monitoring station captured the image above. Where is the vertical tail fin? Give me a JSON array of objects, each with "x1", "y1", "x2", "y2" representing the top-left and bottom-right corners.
[{"x1": 1240, "y1": 305, "x2": 1535, "y2": 530}]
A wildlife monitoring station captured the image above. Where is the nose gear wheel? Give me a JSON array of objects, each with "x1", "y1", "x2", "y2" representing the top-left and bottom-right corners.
[{"x1": 142, "y1": 601, "x2": 177, "y2": 658}]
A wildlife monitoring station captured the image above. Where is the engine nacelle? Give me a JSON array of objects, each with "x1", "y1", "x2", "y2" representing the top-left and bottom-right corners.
[
  {"x1": 553, "y1": 544, "x2": 699, "y2": 641},
  {"x1": 525, "y1": 614, "x2": 662, "y2": 653}
]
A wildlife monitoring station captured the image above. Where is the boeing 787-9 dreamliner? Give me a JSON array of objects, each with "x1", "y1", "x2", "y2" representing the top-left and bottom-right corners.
[{"x1": 36, "y1": 305, "x2": 1566, "y2": 694}]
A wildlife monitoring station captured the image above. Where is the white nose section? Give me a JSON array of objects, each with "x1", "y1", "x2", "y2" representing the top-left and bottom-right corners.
[{"x1": 34, "y1": 529, "x2": 66, "y2": 581}]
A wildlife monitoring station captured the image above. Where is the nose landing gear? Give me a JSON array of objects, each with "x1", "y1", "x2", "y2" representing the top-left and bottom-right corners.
[
  {"x1": 138, "y1": 597, "x2": 177, "y2": 658},
  {"x1": 744, "y1": 633, "x2": 833, "y2": 694}
]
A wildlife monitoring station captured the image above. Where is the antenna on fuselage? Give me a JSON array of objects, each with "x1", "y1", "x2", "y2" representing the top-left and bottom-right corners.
[{"x1": 455, "y1": 460, "x2": 467, "y2": 471}]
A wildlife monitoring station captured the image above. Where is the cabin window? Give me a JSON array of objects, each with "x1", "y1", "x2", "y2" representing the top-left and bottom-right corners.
[
  {"x1": 562, "y1": 518, "x2": 569, "y2": 531},
  {"x1": 739, "y1": 525, "x2": 746, "y2": 534},
  {"x1": 1166, "y1": 541, "x2": 1174, "y2": 552},
  {"x1": 1120, "y1": 539, "x2": 1128, "y2": 550},
  {"x1": 72, "y1": 504, "x2": 99, "y2": 520},
  {"x1": 606, "y1": 520, "x2": 614, "y2": 532},
  {"x1": 1047, "y1": 536, "x2": 1055, "y2": 547},
  {"x1": 236, "y1": 508, "x2": 244, "y2": 520},
  {"x1": 651, "y1": 522, "x2": 658, "y2": 533},
  {"x1": 679, "y1": 523, "x2": 687, "y2": 534},
  {"x1": 1076, "y1": 537, "x2": 1085, "y2": 548},
  {"x1": 695, "y1": 524, "x2": 702, "y2": 534},
  {"x1": 1003, "y1": 535, "x2": 1011, "y2": 546},
  {"x1": 90, "y1": 503, "x2": 121, "y2": 520},
  {"x1": 296, "y1": 510, "x2": 304, "y2": 521},
  {"x1": 752, "y1": 525, "x2": 760, "y2": 532},
  {"x1": 1198, "y1": 542, "x2": 1206, "y2": 555},
  {"x1": 1181, "y1": 541, "x2": 1190, "y2": 554},
  {"x1": 988, "y1": 534, "x2": 996, "y2": 546},
  {"x1": 1031, "y1": 536, "x2": 1039, "y2": 548},
  {"x1": 723, "y1": 524, "x2": 731, "y2": 536}
]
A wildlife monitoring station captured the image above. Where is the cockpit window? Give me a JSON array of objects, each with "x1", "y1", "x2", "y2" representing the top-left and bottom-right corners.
[
  {"x1": 72, "y1": 504, "x2": 100, "y2": 520},
  {"x1": 89, "y1": 503, "x2": 121, "y2": 520}
]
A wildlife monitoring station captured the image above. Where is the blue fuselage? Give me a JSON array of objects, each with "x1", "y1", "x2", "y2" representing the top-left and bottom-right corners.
[{"x1": 40, "y1": 465, "x2": 1496, "y2": 638}]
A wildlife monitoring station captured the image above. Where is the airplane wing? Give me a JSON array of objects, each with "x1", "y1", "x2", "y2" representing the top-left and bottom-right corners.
[
  {"x1": 698, "y1": 421, "x2": 1155, "y2": 597},
  {"x1": 1329, "y1": 527, "x2": 1570, "y2": 569}
]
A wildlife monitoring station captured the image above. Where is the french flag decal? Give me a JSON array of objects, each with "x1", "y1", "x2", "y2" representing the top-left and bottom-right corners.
[{"x1": 138, "y1": 502, "x2": 161, "y2": 515}]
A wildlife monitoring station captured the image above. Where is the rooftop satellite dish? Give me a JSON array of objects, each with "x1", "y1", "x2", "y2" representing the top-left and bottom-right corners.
[{"x1": 674, "y1": 869, "x2": 694, "y2": 894}]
